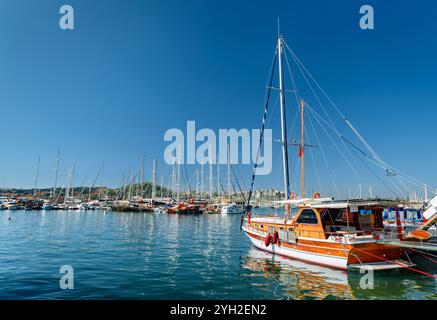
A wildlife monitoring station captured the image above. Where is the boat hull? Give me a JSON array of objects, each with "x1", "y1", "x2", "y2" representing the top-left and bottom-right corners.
[
  {"x1": 244, "y1": 229, "x2": 348, "y2": 269},
  {"x1": 243, "y1": 226, "x2": 404, "y2": 271}
]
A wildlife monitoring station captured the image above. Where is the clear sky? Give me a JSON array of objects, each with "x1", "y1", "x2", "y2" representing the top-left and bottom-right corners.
[{"x1": 0, "y1": 0, "x2": 436, "y2": 199}]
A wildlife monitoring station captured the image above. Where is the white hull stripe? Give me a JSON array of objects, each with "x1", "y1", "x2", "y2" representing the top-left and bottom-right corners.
[{"x1": 245, "y1": 232, "x2": 348, "y2": 270}]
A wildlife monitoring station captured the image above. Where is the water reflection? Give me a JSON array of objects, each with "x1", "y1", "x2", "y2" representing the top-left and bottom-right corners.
[
  {"x1": 242, "y1": 246, "x2": 437, "y2": 300},
  {"x1": 242, "y1": 247, "x2": 355, "y2": 299},
  {"x1": 0, "y1": 210, "x2": 435, "y2": 299}
]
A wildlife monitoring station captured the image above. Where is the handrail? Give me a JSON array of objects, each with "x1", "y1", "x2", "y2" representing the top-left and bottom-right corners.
[{"x1": 244, "y1": 221, "x2": 377, "y2": 239}]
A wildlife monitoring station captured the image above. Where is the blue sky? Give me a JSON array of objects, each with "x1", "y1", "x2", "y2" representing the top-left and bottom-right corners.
[{"x1": 0, "y1": 0, "x2": 436, "y2": 199}]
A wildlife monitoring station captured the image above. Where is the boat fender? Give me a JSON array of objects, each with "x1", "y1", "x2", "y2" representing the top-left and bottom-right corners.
[
  {"x1": 272, "y1": 231, "x2": 279, "y2": 244},
  {"x1": 264, "y1": 233, "x2": 271, "y2": 247}
]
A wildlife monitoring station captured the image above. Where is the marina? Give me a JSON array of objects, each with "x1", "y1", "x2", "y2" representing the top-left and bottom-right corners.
[
  {"x1": 0, "y1": 0, "x2": 436, "y2": 304},
  {"x1": 0, "y1": 208, "x2": 435, "y2": 300}
]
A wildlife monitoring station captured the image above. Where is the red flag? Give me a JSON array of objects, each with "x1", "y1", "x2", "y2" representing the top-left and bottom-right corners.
[
  {"x1": 248, "y1": 212, "x2": 251, "y2": 224},
  {"x1": 298, "y1": 147, "x2": 303, "y2": 158}
]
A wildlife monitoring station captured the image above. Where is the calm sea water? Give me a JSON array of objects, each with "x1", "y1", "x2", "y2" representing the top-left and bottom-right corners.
[{"x1": 0, "y1": 209, "x2": 435, "y2": 300}]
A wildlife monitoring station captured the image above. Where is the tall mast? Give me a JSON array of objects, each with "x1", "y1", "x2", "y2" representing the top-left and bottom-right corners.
[
  {"x1": 88, "y1": 178, "x2": 92, "y2": 202},
  {"x1": 64, "y1": 168, "x2": 70, "y2": 204},
  {"x1": 136, "y1": 169, "x2": 140, "y2": 197},
  {"x1": 201, "y1": 163, "x2": 204, "y2": 198},
  {"x1": 99, "y1": 162, "x2": 104, "y2": 200},
  {"x1": 176, "y1": 160, "x2": 180, "y2": 202},
  {"x1": 227, "y1": 146, "x2": 232, "y2": 199},
  {"x1": 171, "y1": 160, "x2": 176, "y2": 196},
  {"x1": 128, "y1": 168, "x2": 132, "y2": 200},
  {"x1": 196, "y1": 169, "x2": 199, "y2": 198},
  {"x1": 160, "y1": 176, "x2": 164, "y2": 199},
  {"x1": 152, "y1": 159, "x2": 157, "y2": 202},
  {"x1": 217, "y1": 162, "x2": 220, "y2": 199},
  {"x1": 121, "y1": 172, "x2": 125, "y2": 200},
  {"x1": 176, "y1": 144, "x2": 181, "y2": 202},
  {"x1": 53, "y1": 150, "x2": 60, "y2": 198},
  {"x1": 34, "y1": 157, "x2": 40, "y2": 197},
  {"x1": 300, "y1": 98, "x2": 305, "y2": 198},
  {"x1": 278, "y1": 35, "x2": 291, "y2": 200},
  {"x1": 70, "y1": 160, "x2": 75, "y2": 199},
  {"x1": 209, "y1": 147, "x2": 214, "y2": 199},
  {"x1": 140, "y1": 155, "x2": 145, "y2": 199}
]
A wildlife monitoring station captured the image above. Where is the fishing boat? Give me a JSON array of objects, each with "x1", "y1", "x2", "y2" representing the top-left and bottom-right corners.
[{"x1": 242, "y1": 32, "x2": 415, "y2": 271}]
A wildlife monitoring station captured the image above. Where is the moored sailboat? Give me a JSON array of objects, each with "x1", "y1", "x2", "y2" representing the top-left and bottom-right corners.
[{"x1": 242, "y1": 32, "x2": 415, "y2": 271}]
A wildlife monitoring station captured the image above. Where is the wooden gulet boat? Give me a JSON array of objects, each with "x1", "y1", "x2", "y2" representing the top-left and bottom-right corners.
[
  {"x1": 242, "y1": 33, "x2": 415, "y2": 271},
  {"x1": 242, "y1": 200, "x2": 412, "y2": 270}
]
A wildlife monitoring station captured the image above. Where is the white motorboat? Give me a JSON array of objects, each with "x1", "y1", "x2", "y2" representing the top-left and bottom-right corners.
[{"x1": 221, "y1": 204, "x2": 243, "y2": 214}]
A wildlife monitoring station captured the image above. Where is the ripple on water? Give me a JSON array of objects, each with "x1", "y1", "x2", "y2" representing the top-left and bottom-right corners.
[{"x1": 0, "y1": 210, "x2": 435, "y2": 299}]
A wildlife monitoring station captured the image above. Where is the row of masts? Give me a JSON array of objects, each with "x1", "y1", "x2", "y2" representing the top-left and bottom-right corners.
[
  {"x1": 4, "y1": 147, "x2": 434, "y2": 204},
  {"x1": 171, "y1": 148, "x2": 236, "y2": 202}
]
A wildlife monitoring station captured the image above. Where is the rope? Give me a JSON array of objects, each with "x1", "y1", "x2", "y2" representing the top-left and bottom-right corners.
[{"x1": 352, "y1": 247, "x2": 437, "y2": 279}]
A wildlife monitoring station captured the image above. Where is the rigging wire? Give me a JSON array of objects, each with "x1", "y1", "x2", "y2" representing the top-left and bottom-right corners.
[
  {"x1": 305, "y1": 102, "x2": 341, "y2": 198},
  {"x1": 283, "y1": 40, "x2": 435, "y2": 194},
  {"x1": 305, "y1": 102, "x2": 362, "y2": 180},
  {"x1": 245, "y1": 49, "x2": 278, "y2": 214},
  {"x1": 283, "y1": 46, "x2": 362, "y2": 181}
]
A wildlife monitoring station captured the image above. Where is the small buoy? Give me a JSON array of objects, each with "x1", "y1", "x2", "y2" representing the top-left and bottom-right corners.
[
  {"x1": 264, "y1": 233, "x2": 271, "y2": 247},
  {"x1": 272, "y1": 231, "x2": 279, "y2": 244},
  {"x1": 8, "y1": 217, "x2": 11, "y2": 220}
]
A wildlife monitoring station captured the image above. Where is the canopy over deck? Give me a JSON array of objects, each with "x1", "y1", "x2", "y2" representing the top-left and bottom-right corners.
[
  {"x1": 311, "y1": 200, "x2": 400, "y2": 209},
  {"x1": 274, "y1": 198, "x2": 401, "y2": 209}
]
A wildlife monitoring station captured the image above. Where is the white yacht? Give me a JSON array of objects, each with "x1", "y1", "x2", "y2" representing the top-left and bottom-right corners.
[{"x1": 221, "y1": 204, "x2": 243, "y2": 214}]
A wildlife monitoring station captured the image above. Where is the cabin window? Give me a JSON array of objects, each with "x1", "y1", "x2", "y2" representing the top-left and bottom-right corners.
[
  {"x1": 296, "y1": 209, "x2": 319, "y2": 225},
  {"x1": 260, "y1": 225, "x2": 264, "y2": 229}
]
